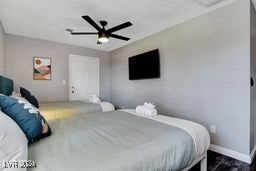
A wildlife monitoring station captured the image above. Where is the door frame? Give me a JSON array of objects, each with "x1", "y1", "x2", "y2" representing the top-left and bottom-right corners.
[{"x1": 69, "y1": 54, "x2": 100, "y2": 101}]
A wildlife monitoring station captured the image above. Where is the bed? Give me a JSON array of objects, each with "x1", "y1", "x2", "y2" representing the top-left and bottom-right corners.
[
  {"x1": 28, "y1": 110, "x2": 210, "y2": 171},
  {"x1": 0, "y1": 75, "x2": 115, "y2": 122},
  {"x1": 0, "y1": 76, "x2": 210, "y2": 170}
]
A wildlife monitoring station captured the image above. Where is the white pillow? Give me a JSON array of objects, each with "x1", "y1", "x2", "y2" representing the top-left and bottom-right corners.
[
  {"x1": 10, "y1": 94, "x2": 30, "y2": 104},
  {"x1": 12, "y1": 91, "x2": 22, "y2": 97},
  {"x1": 0, "y1": 111, "x2": 28, "y2": 171}
]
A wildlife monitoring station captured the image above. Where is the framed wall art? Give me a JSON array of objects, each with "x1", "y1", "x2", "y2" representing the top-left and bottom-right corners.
[{"x1": 33, "y1": 57, "x2": 51, "y2": 80}]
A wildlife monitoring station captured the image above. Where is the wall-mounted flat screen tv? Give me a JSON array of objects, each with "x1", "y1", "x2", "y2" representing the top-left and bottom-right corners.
[{"x1": 129, "y1": 49, "x2": 160, "y2": 80}]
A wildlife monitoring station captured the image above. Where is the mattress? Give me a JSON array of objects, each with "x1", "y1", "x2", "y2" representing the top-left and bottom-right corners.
[{"x1": 28, "y1": 110, "x2": 209, "y2": 171}]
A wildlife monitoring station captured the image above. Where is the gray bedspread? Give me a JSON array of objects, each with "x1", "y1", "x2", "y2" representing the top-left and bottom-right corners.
[
  {"x1": 28, "y1": 111, "x2": 196, "y2": 171},
  {"x1": 39, "y1": 101, "x2": 102, "y2": 121}
]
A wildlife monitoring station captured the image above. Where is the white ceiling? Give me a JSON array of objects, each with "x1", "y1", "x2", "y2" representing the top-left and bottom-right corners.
[{"x1": 0, "y1": 0, "x2": 236, "y2": 52}]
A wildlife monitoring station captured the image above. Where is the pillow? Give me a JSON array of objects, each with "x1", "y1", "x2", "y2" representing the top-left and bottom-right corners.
[
  {"x1": 0, "y1": 111, "x2": 28, "y2": 171},
  {"x1": 0, "y1": 95, "x2": 51, "y2": 143},
  {"x1": 20, "y1": 87, "x2": 39, "y2": 108},
  {"x1": 11, "y1": 94, "x2": 30, "y2": 104},
  {"x1": 12, "y1": 91, "x2": 22, "y2": 97}
]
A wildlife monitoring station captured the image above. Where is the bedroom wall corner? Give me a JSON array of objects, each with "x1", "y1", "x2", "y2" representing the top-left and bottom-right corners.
[
  {"x1": 0, "y1": 20, "x2": 5, "y2": 76},
  {"x1": 110, "y1": 0, "x2": 251, "y2": 157},
  {"x1": 250, "y1": 1, "x2": 256, "y2": 155},
  {"x1": 5, "y1": 34, "x2": 110, "y2": 102}
]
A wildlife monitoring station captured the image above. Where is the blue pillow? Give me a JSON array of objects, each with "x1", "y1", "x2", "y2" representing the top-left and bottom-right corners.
[
  {"x1": 20, "y1": 87, "x2": 39, "y2": 108},
  {"x1": 0, "y1": 95, "x2": 51, "y2": 142}
]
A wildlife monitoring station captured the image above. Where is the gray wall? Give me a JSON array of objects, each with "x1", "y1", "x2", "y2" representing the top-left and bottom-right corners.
[
  {"x1": 0, "y1": 20, "x2": 5, "y2": 75},
  {"x1": 5, "y1": 34, "x2": 110, "y2": 102},
  {"x1": 110, "y1": 0, "x2": 251, "y2": 155},
  {"x1": 251, "y1": 2, "x2": 256, "y2": 152}
]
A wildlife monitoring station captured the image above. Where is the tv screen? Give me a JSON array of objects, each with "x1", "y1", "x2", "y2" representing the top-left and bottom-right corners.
[{"x1": 129, "y1": 49, "x2": 160, "y2": 80}]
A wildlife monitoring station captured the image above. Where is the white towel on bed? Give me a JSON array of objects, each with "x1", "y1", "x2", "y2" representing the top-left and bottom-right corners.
[
  {"x1": 88, "y1": 94, "x2": 101, "y2": 103},
  {"x1": 136, "y1": 102, "x2": 157, "y2": 116}
]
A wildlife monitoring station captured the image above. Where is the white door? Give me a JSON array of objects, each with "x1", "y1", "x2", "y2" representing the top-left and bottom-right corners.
[{"x1": 69, "y1": 54, "x2": 99, "y2": 101}]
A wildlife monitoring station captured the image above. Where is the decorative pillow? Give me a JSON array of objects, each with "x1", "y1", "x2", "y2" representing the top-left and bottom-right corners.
[
  {"x1": 20, "y1": 87, "x2": 39, "y2": 108},
  {"x1": 0, "y1": 95, "x2": 51, "y2": 143},
  {"x1": 0, "y1": 111, "x2": 28, "y2": 171}
]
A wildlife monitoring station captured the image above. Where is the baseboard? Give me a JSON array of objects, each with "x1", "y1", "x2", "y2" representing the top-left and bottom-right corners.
[
  {"x1": 250, "y1": 144, "x2": 256, "y2": 163},
  {"x1": 209, "y1": 144, "x2": 251, "y2": 164}
]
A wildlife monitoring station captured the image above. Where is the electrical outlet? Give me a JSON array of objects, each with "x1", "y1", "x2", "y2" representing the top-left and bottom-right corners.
[{"x1": 210, "y1": 125, "x2": 216, "y2": 134}]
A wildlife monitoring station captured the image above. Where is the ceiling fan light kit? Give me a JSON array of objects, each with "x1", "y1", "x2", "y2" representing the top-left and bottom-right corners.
[
  {"x1": 98, "y1": 32, "x2": 109, "y2": 43},
  {"x1": 67, "y1": 15, "x2": 132, "y2": 44}
]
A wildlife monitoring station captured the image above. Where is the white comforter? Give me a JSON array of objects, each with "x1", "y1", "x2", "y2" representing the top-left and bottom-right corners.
[{"x1": 120, "y1": 109, "x2": 210, "y2": 158}]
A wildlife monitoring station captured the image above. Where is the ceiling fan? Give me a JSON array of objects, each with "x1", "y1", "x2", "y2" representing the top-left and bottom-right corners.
[{"x1": 66, "y1": 15, "x2": 132, "y2": 44}]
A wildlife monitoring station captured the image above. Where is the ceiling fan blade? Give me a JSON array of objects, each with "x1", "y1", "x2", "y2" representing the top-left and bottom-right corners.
[
  {"x1": 71, "y1": 32, "x2": 98, "y2": 35},
  {"x1": 82, "y1": 15, "x2": 102, "y2": 31},
  {"x1": 107, "y1": 22, "x2": 132, "y2": 33},
  {"x1": 109, "y1": 34, "x2": 130, "y2": 41}
]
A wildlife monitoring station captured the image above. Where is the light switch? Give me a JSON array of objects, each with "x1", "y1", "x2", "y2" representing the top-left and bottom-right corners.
[{"x1": 62, "y1": 80, "x2": 66, "y2": 85}]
